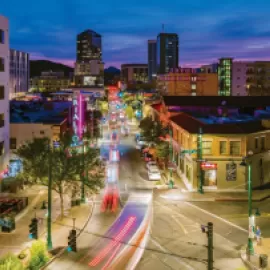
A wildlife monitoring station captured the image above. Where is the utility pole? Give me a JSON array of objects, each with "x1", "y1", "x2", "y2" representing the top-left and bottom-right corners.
[
  {"x1": 208, "y1": 222, "x2": 213, "y2": 270},
  {"x1": 197, "y1": 127, "x2": 204, "y2": 194},
  {"x1": 47, "y1": 145, "x2": 53, "y2": 250}
]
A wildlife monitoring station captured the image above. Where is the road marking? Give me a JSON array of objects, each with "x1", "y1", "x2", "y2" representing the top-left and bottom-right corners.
[
  {"x1": 155, "y1": 201, "x2": 189, "y2": 235},
  {"x1": 150, "y1": 237, "x2": 194, "y2": 270},
  {"x1": 184, "y1": 202, "x2": 248, "y2": 233},
  {"x1": 171, "y1": 215, "x2": 188, "y2": 235}
]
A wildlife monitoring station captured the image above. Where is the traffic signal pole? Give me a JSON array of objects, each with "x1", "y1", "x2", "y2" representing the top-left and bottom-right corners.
[
  {"x1": 207, "y1": 222, "x2": 213, "y2": 270},
  {"x1": 197, "y1": 127, "x2": 204, "y2": 194}
]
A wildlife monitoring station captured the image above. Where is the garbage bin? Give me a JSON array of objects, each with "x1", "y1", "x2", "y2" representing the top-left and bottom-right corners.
[{"x1": 260, "y1": 254, "x2": 268, "y2": 268}]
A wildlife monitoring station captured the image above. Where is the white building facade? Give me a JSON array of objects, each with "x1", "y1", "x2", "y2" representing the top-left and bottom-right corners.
[
  {"x1": 0, "y1": 15, "x2": 10, "y2": 173},
  {"x1": 232, "y1": 62, "x2": 250, "y2": 96},
  {"x1": 9, "y1": 49, "x2": 29, "y2": 99}
]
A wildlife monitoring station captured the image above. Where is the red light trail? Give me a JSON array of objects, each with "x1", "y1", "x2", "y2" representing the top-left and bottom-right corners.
[{"x1": 88, "y1": 216, "x2": 136, "y2": 267}]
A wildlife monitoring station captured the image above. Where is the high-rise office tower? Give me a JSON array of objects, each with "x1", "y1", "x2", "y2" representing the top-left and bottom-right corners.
[
  {"x1": 9, "y1": 49, "x2": 29, "y2": 99},
  {"x1": 0, "y1": 15, "x2": 10, "y2": 176},
  {"x1": 74, "y1": 29, "x2": 104, "y2": 87},
  {"x1": 148, "y1": 40, "x2": 157, "y2": 81},
  {"x1": 156, "y1": 33, "x2": 179, "y2": 74}
]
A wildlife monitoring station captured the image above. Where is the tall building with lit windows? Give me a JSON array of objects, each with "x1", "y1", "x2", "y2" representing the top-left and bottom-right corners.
[
  {"x1": 0, "y1": 15, "x2": 10, "y2": 174},
  {"x1": 156, "y1": 33, "x2": 179, "y2": 74},
  {"x1": 74, "y1": 29, "x2": 104, "y2": 87},
  {"x1": 148, "y1": 40, "x2": 157, "y2": 81},
  {"x1": 218, "y1": 58, "x2": 233, "y2": 96}
]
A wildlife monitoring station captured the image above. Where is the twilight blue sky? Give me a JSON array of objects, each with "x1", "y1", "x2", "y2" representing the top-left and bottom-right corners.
[{"x1": 2, "y1": 0, "x2": 270, "y2": 68}]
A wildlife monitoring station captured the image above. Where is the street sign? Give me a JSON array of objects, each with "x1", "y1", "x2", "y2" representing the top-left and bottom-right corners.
[{"x1": 181, "y1": 149, "x2": 197, "y2": 154}]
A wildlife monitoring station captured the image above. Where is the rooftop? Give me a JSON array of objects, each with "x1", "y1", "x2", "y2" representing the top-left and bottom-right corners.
[
  {"x1": 10, "y1": 101, "x2": 71, "y2": 124},
  {"x1": 170, "y1": 113, "x2": 268, "y2": 134},
  {"x1": 163, "y1": 96, "x2": 270, "y2": 108}
]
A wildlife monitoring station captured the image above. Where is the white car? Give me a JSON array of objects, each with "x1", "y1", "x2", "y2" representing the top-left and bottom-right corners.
[
  {"x1": 148, "y1": 166, "x2": 161, "y2": 181},
  {"x1": 146, "y1": 161, "x2": 157, "y2": 170}
]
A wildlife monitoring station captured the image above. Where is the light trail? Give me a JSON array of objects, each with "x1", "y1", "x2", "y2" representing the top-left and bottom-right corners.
[{"x1": 88, "y1": 216, "x2": 136, "y2": 267}]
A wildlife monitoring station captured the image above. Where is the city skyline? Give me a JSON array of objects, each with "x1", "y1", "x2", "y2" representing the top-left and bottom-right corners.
[{"x1": 2, "y1": 0, "x2": 270, "y2": 68}]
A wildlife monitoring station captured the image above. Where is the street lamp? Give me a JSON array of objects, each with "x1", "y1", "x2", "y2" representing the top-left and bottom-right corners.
[
  {"x1": 47, "y1": 144, "x2": 53, "y2": 250},
  {"x1": 240, "y1": 150, "x2": 254, "y2": 257}
]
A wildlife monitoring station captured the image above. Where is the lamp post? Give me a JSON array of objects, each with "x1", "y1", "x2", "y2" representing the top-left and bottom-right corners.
[
  {"x1": 240, "y1": 150, "x2": 254, "y2": 257},
  {"x1": 47, "y1": 145, "x2": 53, "y2": 250}
]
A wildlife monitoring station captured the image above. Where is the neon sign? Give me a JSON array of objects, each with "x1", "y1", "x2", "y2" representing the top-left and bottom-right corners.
[
  {"x1": 201, "y1": 162, "x2": 217, "y2": 170},
  {"x1": 72, "y1": 92, "x2": 84, "y2": 144}
]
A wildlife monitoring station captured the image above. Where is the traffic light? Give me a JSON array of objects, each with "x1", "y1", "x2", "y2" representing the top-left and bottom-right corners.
[
  {"x1": 29, "y1": 218, "x2": 38, "y2": 239},
  {"x1": 67, "y1": 229, "x2": 77, "y2": 252}
]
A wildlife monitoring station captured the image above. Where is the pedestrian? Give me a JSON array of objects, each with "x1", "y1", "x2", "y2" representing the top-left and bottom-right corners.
[{"x1": 255, "y1": 226, "x2": 261, "y2": 245}]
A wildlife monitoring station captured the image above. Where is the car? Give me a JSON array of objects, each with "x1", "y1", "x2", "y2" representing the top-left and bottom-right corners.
[
  {"x1": 137, "y1": 137, "x2": 147, "y2": 146},
  {"x1": 146, "y1": 161, "x2": 157, "y2": 170},
  {"x1": 148, "y1": 166, "x2": 161, "y2": 181}
]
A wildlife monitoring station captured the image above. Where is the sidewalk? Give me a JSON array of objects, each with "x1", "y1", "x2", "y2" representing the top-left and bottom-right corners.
[
  {"x1": 240, "y1": 239, "x2": 270, "y2": 269},
  {"x1": 159, "y1": 168, "x2": 270, "y2": 202}
]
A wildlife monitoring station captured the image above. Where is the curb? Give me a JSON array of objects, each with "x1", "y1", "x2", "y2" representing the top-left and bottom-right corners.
[
  {"x1": 41, "y1": 201, "x2": 95, "y2": 269},
  {"x1": 240, "y1": 250, "x2": 261, "y2": 270}
]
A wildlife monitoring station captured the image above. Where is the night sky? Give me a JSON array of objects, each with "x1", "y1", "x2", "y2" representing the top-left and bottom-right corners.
[{"x1": 2, "y1": 0, "x2": 270, "y2": 68}]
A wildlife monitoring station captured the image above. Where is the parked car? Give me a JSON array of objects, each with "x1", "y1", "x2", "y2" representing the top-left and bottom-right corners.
[
  {"x1": 148, "y1": 166, "x2": 161, "y2": 181},
  {"x1": 146, "y1": 161, "x2": 157, "y2": 170}
]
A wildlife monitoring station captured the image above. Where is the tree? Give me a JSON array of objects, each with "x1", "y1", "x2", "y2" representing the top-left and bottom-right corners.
[
  {"x1": 28, "y1": 240, "x2": 50, "y2": 270},
  {"x1": 15, "y1": 135, "x2": 104, "y2": 219},
  {"x1": 156, "y1": 141, "x2": 170, "y2": 163},
  {"x1": 125, "y1": 105, "x2": 134, "y2": 120},
  {"x1": 0, "y1": 253, "x2": 24, "y2": 270},
  {"x1": 139, "y1": 117, "x2": 168, "y2": 144}
]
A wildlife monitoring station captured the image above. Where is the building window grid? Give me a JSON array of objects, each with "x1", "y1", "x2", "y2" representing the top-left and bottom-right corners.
[
  {"x1": 219, "y1": 141, "x2": 227, "y2": 155},
  {"x1": 202, "y1": 141, "x2": 212, "y2": 155},
  {"x1": 229, "y1": 141, "x2": 241, "y2": 156}
]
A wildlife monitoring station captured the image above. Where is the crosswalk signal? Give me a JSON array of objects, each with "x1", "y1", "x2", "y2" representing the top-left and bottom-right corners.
[
  {"x1": 29, "y1": 218, "x2": 38, "y2": 240},
  {"x1": 67, "y1": 229, "x2": 77, "y2": 252}
]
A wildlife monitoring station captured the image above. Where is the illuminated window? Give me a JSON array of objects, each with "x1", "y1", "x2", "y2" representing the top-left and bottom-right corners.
[
  {"x1": 219, "y1": 141, "x2": 227, "y2": 155},
  {"x1": 191, "y1": 84, "x2": 196, "y2": 90},
  {"x1": 202, "y1": 141, "x2": 212, "y2": 155},
  {"x1": 229, "y1": 141, "x2": 241, "y2": 156}
]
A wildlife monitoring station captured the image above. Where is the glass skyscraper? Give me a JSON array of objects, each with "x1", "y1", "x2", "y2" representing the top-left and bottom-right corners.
[
  {"x1": 148, "y1": 40, "x2": 157, "y2": 81},
  {"x1": 76, "y1": 30, "x2": 102, "y2": 61},
  {"x1": 156, "y1": 33, "x2": 179, "y2": 74}
]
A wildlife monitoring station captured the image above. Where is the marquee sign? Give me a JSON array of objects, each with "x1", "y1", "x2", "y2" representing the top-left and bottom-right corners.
[{"x1": 72, "y1": 92, "x2": 85, "y2": 144}]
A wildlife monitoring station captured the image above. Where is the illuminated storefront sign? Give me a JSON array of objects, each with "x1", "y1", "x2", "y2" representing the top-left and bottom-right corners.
[
  {"x1": 201, "y1": 162, "x2": 217, "y2": 170},
  {"x1": 72, "y1": 92, "x2": 84, "y2": 144}
]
